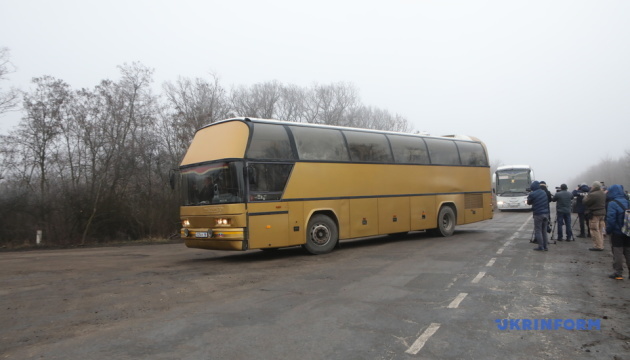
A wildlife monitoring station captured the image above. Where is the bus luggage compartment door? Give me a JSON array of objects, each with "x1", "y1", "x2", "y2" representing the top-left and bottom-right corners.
[{"x1": 248, "y1": 203, "x2": 289, "y2": 249}]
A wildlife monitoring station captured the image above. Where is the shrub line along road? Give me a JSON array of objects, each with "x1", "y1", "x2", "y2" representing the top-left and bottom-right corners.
[{"x1": 1, "y1": 207, "x2": 629, "y2": 359}]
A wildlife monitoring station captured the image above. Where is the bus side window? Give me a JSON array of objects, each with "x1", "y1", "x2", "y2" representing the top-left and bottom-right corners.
[
  {"x1": 290, "y1": 126, "x2": 349, "y2": 161},
  {"x1": 425, "y1": 138, "x2": 460, "y2": 165},
  {"x1": 388, "y1": 134, "x2": 430, "y2": 164},
  {"x1": 456, "y1": 141, "x2": 488, "y2": 166},
  {"x1": 246, "y1": 123, "x2": 295, "y2": 160},
  {"x1": 248, "y1": 163, "x2": 293, "y2": 201},
  {"x1": 343, "y1": 131, "x2": 392, "y2": 163}
]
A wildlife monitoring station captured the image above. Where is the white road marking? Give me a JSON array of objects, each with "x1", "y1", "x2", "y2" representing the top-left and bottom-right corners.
[
  {"x1": 486, "y1": 258, "x2": 496, "y2": 267},
  {"x1": 447, "y1": 293, "x2": 468, "y2": 308},
  {"x1": 405, "y1": 323, "x2": 441, "y2": 355},
  {"x1": 471, "y1": 271, "x2": 486, "y2": 283}
]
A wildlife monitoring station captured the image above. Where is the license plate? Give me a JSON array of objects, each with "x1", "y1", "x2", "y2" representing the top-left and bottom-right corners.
[{"x1": 195, "y1": 231, "x2": 209, "y2": 238}]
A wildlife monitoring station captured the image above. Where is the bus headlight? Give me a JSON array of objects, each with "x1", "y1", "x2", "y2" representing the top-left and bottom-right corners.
[
  {"x1": 182, "y1": 219, "x2": 191, "y2": 227},
  {"x1": 215, "y1": 218, "x2": 231, "y2": 226}
]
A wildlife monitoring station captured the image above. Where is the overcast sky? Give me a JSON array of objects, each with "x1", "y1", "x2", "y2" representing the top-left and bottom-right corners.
[{"x1": 1, "y1": 0, "x2": 629, "y2": 188}]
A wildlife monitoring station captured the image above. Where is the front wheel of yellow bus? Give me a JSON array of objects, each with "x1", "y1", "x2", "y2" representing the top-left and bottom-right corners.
[{"x1": 304, "y1": 214, "x2": 339, "y2": 255}]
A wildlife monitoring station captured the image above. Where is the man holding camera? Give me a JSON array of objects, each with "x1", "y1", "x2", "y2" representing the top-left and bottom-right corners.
[
  {"x1": 552, "y1": 184, "x2": 574, "y2": 241},
  {"x1": 573, "y1": 183, "x2": 591, "y2": 238}
]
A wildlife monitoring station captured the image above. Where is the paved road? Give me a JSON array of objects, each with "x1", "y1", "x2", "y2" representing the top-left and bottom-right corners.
[{"x1": 1, "y1": 209, "x2": 629, "y2": 359}]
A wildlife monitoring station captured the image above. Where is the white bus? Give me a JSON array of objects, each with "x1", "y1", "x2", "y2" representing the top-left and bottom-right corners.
[{"x1": 493, "y1": 165, "x2": 534, "y2": 211}]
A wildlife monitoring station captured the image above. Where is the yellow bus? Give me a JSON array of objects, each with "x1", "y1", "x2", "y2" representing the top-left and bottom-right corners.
[{"x1": 178, "y1": 118, "x2": 493, "y2": 254}]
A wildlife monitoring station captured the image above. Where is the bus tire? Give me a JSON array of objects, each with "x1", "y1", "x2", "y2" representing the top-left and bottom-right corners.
[
  {"x1": 303, "y1": 214, "x2": 338, "y2": 255},
  {"x1": 428, "y1": 206, "x2": 456, "y2": 237}
]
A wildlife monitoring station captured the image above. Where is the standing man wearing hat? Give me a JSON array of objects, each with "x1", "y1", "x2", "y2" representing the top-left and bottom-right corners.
[
  {"x1": 552, "y1": 184, "x2": 574, "y2": 241},
  {"x1": 584, "y1": 181, "x2": 607, "y2": 251}
]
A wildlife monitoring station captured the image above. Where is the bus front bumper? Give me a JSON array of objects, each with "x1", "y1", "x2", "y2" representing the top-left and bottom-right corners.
[{"x1": 182, "y1": 228, "x2": 247, "y2": 251}]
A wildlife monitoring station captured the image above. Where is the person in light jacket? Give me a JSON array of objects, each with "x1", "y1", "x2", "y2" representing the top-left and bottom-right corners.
[{"x1": 583, "y1": 181, "x2": 606, "y2": 251}]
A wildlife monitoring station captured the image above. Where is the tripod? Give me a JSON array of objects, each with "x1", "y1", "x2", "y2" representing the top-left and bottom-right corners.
[
  {"x1": 530, "y1": 215, "x2": 556, "y2": 245},
  {"x1": 548, "y1": 215, "x2": 557, "y2": 244}
]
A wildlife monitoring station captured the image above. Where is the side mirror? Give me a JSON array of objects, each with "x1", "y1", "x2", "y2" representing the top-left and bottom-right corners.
[
  {"x1": 248, "y1": 166, "x2": 257, "y2": 185},
  {"x1": 169, "y1": 169, "x2": 177, "y2": 190}
]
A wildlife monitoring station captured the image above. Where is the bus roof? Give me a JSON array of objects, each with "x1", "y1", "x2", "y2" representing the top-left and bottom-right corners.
[
  {"x1": 198, "y1": 117, "x2": 483, "y2": 143},
  {"x1": 496, "y1": 165, "x2": 531, "y2": 171}
]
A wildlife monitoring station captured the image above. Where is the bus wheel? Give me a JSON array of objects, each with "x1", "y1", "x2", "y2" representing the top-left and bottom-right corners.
[
  {"x1": 428, "y1": 206, "x2": 456, "y2": 237},
  {"x1": 304, "y1": 214, "x2": 338, "y2": 254}
]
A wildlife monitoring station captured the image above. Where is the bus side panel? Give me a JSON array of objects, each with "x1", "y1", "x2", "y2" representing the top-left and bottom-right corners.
[
  {"x1": 350, "y1": 198, "x2": 379, "y2": 238},
  {"x1": 410, "y1": 196, "x2": 436, "y2": 230},
  {"x1": 247, "y1": 202, "x2": 289, "y2": 249},
  {"x1": 287, "y1": 202, "x2": 305, "y2": 246},
  {"x1": 378, "y1": 197, "x2": 410, "y2": 234},
  {"x1": 463, "y1": 193, "x2": 485, "y2": 223}
]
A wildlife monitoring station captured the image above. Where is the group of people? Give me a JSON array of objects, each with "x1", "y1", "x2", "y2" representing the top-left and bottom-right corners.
[{"x1": 527, "y1": 180, "x2": 630, "y2": 280}]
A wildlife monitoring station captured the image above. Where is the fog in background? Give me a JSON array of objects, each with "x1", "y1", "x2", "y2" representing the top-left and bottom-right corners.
[{"x1": 2, "y1": 0, "x2": 630, "y2": 189}]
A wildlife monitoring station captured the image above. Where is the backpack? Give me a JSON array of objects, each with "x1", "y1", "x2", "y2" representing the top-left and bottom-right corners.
[{"x1": 612, "y1": 200, "x2": 630, "y2": 237}]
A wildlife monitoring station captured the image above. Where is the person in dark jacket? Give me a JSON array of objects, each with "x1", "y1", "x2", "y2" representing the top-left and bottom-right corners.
[
  {"x1": 573, "y1": 183, "x2": 591, "y2": 238},
  {"x1": 527, "y1": 181, "x2": 550, "y2": 251},
  {"x1": 552, "y1": 184, "x2": 574, "y2": 241},
  {"x1": 539, "y1": 181, "x2": 553, "y2": 204},
  {"x1": 584, "y1": 181, "x2": 606, "y2": 251},
  {"x1": 605, "y1": 184, "x2": 630, "y2": 280}
]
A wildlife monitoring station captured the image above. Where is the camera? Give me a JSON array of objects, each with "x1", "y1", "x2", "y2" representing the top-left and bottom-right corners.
[{"x1": 555, "y1": 186, "x2": 561, "y2": 192}]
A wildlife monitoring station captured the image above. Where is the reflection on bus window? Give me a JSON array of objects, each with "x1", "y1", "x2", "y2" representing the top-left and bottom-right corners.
[
  {"x1": 291, "y1": 126, "x2": 349, "y2": 161},
  {"x1": 425, "y1": 138, "x2": 460, "y2": 165},
  {"x1": 180, "y1": 161, "x2": 244, "y2": 205},
  {"x1": 388, "y1": 134, "x2": 430, "y2": 164},
  {"x1": 456, "y1": 142, "x2": 488, "y2": 166},
  {"x1": 246, "y1": 123, "x2": 295, "y2": 160},
  {"x1": 343, "y1": 131, "x2": 393, "y2": 163},
  {"x1": 248, "y1": 163, "x2": 293, "y2": 201}
]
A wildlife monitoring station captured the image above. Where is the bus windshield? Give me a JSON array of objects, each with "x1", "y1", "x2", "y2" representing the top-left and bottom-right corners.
[
  {"x1": 496, "y1": 169, "x2": 531, "y2": 196},
  {"x1": 180, "y1": 161, "x2": 245, "y2": 205}
]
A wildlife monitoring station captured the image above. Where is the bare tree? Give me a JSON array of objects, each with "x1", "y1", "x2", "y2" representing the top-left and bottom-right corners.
[
  {"x1": 0, "y1": 47, "x2": 19, "y2": 114},
  {"x1": 276, "y1": 84, "x2": 308, "y2": 122},
  {"x1": 161, "y1": 73, "x2": 230, "y2": 165},
  {"x1": 229, "y1": 80, "x2": 283, "y2": 119},
  {"x1": 303, "y1": 82, "x2": 359, "y2": 126}
]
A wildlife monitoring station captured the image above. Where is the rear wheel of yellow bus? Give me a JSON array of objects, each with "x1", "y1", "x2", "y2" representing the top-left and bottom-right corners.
[{"x1": 428, "y1": 205, "x2": 456, "y2": 237}]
